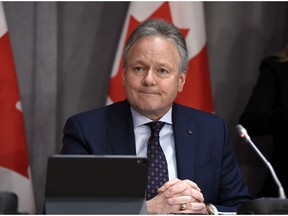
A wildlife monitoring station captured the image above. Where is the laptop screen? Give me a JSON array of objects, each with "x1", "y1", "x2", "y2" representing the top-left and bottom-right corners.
[{"x1": 44, "y1": 155, "x2": 149, "y2": 214}]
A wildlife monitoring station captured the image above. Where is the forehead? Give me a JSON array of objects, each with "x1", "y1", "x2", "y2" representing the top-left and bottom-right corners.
[
  {"x1": 128, "y1": 36, "x2": 180, "y2": 59},
  {"x1": 132, "y1": 35, "x2": 176, "y2": 48}
]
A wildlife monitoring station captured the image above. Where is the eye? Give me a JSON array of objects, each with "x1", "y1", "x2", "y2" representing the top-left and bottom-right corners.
[
  {"x1": 133, "y1": 66, "x2": 145, "y2": 73},
  {"x1": 158, "y1": 68, "x2": 169, "y2": 76}
]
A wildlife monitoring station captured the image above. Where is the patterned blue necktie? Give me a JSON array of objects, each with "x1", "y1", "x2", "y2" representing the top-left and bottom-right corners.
[{"x1": 146, "y1": 121, "x2": 169, "y2": 200}]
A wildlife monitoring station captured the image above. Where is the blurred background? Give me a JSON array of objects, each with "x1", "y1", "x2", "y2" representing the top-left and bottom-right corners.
[{"x1": 3, "y1": 1, "x2": 288, "y2": 213}]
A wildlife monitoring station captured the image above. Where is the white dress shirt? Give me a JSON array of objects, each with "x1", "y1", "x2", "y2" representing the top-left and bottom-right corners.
[{"x1": 130, "y1": 106, "x2": 178, "y2": 180}]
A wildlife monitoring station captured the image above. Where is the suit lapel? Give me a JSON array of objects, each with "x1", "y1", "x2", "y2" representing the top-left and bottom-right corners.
[
  {"x1": 105, "y1": 101, "x2": 198, "y2": 180},
  {"x1": 172, "y1": 103, "x2": 197, "y2": 180},
  {"x1": 106, "y1": 100, "x2": 136, "y2": 155}
]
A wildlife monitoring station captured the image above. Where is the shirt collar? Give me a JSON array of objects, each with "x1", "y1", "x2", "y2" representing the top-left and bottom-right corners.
[{"x1": 130, "y1": 106, "x2": 173, "y2": 128}]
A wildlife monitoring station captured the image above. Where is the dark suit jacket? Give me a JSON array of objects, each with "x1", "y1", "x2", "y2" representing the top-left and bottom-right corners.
[{"x1": 61, "y1": 100, "x2": 251, "y2": 212}]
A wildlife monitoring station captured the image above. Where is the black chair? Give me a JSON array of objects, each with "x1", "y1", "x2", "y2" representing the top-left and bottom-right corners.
[{"x1": 0, "y1": 191, "x2": 18, "y2": 214}]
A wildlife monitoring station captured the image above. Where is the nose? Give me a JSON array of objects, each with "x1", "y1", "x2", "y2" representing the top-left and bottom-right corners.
[{"x1": 143, "y1": 70, "x2": 156, "y2": 86}]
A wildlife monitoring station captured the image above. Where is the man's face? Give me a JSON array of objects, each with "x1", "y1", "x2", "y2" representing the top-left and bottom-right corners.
[{"x1": 123, "y1": 36, "x2": 186, "y2": 120}]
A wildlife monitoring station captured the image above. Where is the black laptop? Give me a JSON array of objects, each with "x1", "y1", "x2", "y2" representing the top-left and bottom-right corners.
[{"x1": 44, "y1": 155, "x2": 149, "y2": 214}]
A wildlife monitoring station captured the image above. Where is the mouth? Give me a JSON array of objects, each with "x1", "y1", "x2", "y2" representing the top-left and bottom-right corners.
[{"x1": 138, "y1": 91, "x2": 160, "y2": 95}]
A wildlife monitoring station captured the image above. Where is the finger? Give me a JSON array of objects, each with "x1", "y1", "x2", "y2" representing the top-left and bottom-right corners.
[
  {"x1": 182, "y1": 179, "x2": 201, "y2": 191},
  {"x1": 167, "y1": 187, "x2": 204, "y2": 205},
  {"x1": 181, "y1": 187, "x2": 204, "y2": 203},
  {"x1": 173, "y1": 202, "x2": 207, "y2": 214},
  {"x1": 187, "y1": 202, "x2": 207, "y2": 211},
  {"x1": 158, "y1": 178, "x2": 181, "y2": 193},
  {"x1": 191, "y1": 188, "x2": 204, "y2": 203},
  {"x1": 162, "y1": 180, "x2": 191, "y2": 197},
  {"x1": 167, "y1": 195, "x2": 193, "y2": 205}
]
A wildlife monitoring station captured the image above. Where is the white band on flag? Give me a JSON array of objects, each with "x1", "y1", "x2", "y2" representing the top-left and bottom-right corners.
[{"x1": 0, "y1": 3, "x2": 8, "y2": 38}]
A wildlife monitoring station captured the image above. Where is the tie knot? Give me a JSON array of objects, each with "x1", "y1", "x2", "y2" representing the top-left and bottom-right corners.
[{"x1": 146, "y1": 121, "x2": 165, "y2": 136}]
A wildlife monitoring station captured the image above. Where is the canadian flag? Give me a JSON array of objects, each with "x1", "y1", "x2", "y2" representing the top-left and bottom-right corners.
[
  {"x1": 107, "y1": 2, "x2": 214, "y2": 112},
  {"x1": 0, "y1": 3, "x2": 35, "y2": 214}
]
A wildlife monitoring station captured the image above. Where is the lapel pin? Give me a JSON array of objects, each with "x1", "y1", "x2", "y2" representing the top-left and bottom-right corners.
[{"x1": 188, "y1": 129, "x2": 192, "y2": 135}]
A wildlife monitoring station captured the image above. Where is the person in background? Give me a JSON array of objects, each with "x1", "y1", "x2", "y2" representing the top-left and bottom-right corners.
[
  {"x1": 239, "y1": 39, "x2": 288, "y2": 198},
  {"x1": 61, "y1": 18, "x2": 251, "y2": 214}
]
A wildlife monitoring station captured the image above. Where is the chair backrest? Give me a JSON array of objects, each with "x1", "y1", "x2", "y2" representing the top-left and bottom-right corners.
[{"x1": 0, "y1": 191, "x2": 18, "y2": 214}]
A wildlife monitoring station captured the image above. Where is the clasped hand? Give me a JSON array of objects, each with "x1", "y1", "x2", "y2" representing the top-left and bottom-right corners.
[{"x1": 146, "y1": 178, "x2": 208, "y2": 214}]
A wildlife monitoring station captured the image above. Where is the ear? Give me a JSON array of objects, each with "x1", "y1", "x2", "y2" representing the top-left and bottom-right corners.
[
  {"x1": 178, "y1": 72, "x2": 186, "y2": 92},
  {"x1": 122, "y1": 66, "x2": 126, "y2": 85}
]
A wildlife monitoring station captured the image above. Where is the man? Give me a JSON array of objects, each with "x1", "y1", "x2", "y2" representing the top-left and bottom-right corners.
[{"x1": 61, "y1": 19, "x2": 251, "y2": 214}]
